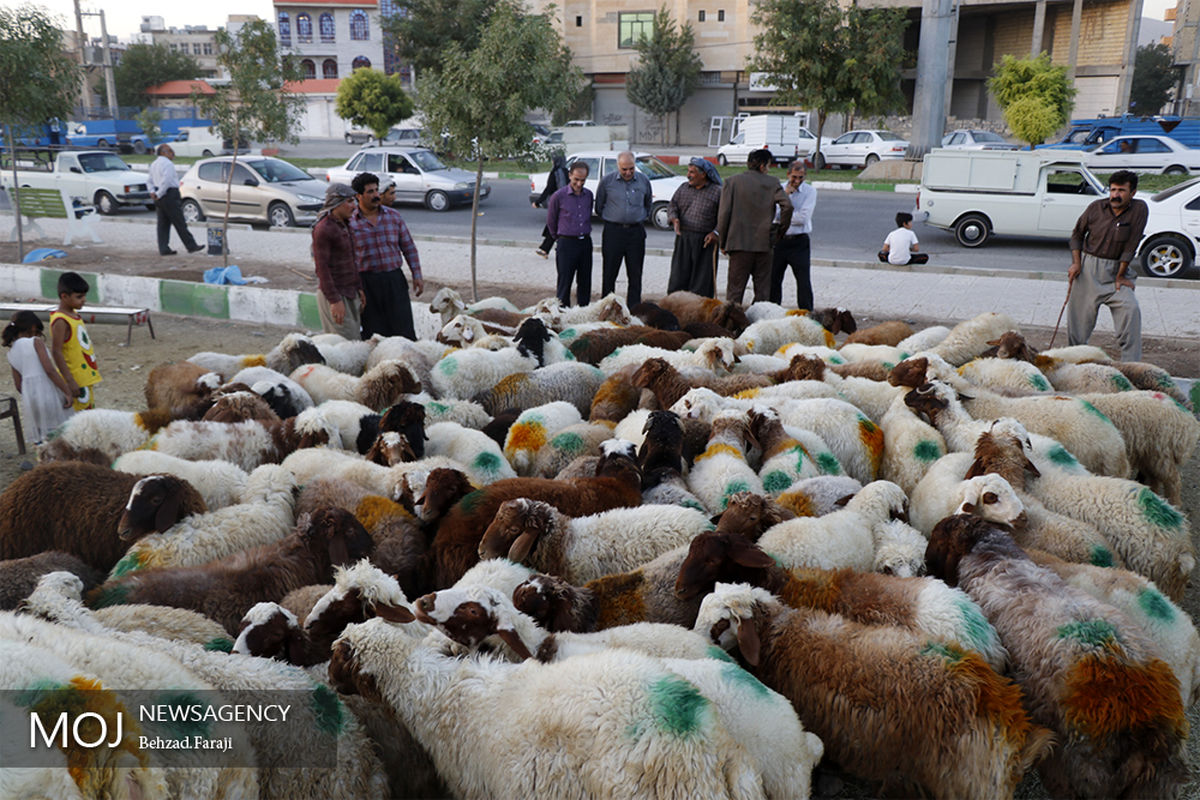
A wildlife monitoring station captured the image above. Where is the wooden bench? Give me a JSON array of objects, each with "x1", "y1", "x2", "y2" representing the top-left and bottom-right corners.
[
  {"x1": 3, "y1": 187, "x2": 102, "y2": 246},
  {"x1": 0, "y1": 395, "x2": 26, "y2": 455},
  {"x1": 0, "y1": 301, "x2": 154, "y2": 346}
]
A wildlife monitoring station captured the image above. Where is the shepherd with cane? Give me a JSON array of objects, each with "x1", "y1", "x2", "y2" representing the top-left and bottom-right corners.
[
  {"x1": 666, "y1": 157, "x2": 723, "y2": 298},
  {"x1": 1065, "y1": 169, "x2": 1147, "y2": 361}
]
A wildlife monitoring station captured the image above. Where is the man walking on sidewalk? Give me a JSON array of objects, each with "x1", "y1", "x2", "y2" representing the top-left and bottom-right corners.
[
  {"x1": 1067, "y1": 169, "x2": 1147, "y2": 362},
  {"x1": 147, "y1": 144, "x2": 203, "y2": 256},
  {"x1": 717, "y1": 149, "x2": 792, "y2": 305},
  {"x1": 595, "y1": 151, "x2": 652, "y2": 306}
]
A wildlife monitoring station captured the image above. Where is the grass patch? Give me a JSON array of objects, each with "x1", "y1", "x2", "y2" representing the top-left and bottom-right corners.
[{"x1": 1093, "y1": 172, "x2": 1193, "y2": 193}]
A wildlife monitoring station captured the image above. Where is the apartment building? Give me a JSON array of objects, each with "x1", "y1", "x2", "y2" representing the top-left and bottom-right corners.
[{"x1": 140, "y1": 17, "x2": 221, "y2": 77}]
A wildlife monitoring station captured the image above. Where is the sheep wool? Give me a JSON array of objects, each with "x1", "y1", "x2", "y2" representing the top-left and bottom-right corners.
[
  {"x1": 502, "y1": 401, "x2": 584, "y2": 476},
  {"x1": 113, "y1": 450, "x2": 249, "y2": 511}
]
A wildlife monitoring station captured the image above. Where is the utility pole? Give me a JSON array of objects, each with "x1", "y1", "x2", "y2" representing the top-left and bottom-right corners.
[
  {"x1": 81, "y1": 10, "x2": 119, "y2": 118},
  {"x1": 73, "y1": 0, "x2": 90, "y2": 117},
  {"x1": 906, "y1": 0, "x2": 957, "y2": 161}
]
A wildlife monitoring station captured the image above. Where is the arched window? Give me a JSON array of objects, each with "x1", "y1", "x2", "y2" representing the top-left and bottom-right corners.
[
  {"x1": 296, "y1": 13, "x2": 312, "y2": 43},
  {"x1": 322, "y1": 58, "x2": 338, "y2": 79},
  {"x1": 351, "y1": 55, "x2": 371, "y2": 70},
  {"x1": 277, "y1": 12, "x2": 290, "y2": 46},
  {"x1": 300, "y1": 59, "x2": 316, "y2": 79},
  {"x1": 319, "y1": 13, "x2": 335, "y2": 43},
  {"x1": 350, "y1": 10, "x2": 368, "y2": 41}
]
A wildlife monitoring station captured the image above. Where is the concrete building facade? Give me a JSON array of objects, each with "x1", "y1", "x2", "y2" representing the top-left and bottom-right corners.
[
  {"x1": 140, "y1": 17, "x2": 222, "y2": 77},
  {"x1": 1168, "y1": 0, "x2": 1200, "y2": 114}
]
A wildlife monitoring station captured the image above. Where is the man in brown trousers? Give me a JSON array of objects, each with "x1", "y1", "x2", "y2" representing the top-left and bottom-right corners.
[{"x1": 716, "y1": 148, "x2": 793, "y2": 304}]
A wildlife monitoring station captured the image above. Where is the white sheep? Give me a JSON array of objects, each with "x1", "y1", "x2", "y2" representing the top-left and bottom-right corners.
[
  {"x1": 957, "y1": 357, "x2": 1056, "y2": 395},
  {"x1": 774, "y1": 343, "x2": 846, "y2": 364},
  {"x1": 773, "y1": 397, "x2": 884, "y2": 484},
  {"x1": 502, "y1": 401, "x2": 584, "y2": 476},
  {"x1": 895, "y1": 325, "x2": 950, "y2": 354},
  {"x1": 744, "y1": 301, "x2": 789, "y2": 323},
  {"x1": 687, "y1": 409, "x2": 765, "y2": 515},
  {"x1": 775, "y1": 475, "x2": 864, "y2": 518},
  {"x1": 185, "y1": 350, "x2": 268, "y2": 381},
  {"x1": 598, "y1": 337, "x2": 740, "y2": 378},
  {"x1": 428, "y1": 346, "x2": 539, "y2": 401},
  {"x1": 924, "y1": 311, "x2": 1019, "y2": 366},
  {"x1": 877, "y1": 392, "x2": 946, "y2": 496},
  {"x1": 289, "y1": 359, "x2": 419, "y2": 411},
  {"x1": 836, "y1": 342, "x2": 908, "y2": 366},
  {"x1": 228, "y1": 365, "x2": 316, "y2": 413},
  {"x1": 149, "y1": 408, "x2": 337, "y2": 473},
  {"x1": 736, "y1": 315, "x2": 832, "y2": 355},
  {"x1": 871, "y1": 517, "x2": 929, "y2": 578},
  {"x1": 310, "y1": 399, "x2": 380, "y2": 452},
  {"x1": 827, "y1": 374, "x2": 904, "y2": 422},
  {"x1": 421, "y1": 397, "x2": 492, "y2": 429},
  {"x1": 311, "y1": 332, "x2": 378, "y2": 375},
  {"x1": 425, "y1": 421, "x2": 518, "y2": 484},
  {"x1": 41, "y1": 407, "x2": 173, "y2": 462},
  {"x1": 530, "y1": 421, "x2": 615, "y2": 478},
  {"x1": 113, "y1": 450, "x2": 249, "y2": 510}
]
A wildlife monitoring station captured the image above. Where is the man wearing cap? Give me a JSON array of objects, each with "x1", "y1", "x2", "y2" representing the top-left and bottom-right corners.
[
  {"x1": 595, "y1": 151, "x2": 652, "y2": 306},
  {"x1": 312, "y1": 183, "x2": 365, "y2": 339},
  {"x1": 716, "y1": 149, "x2": 793, "y2": 305},
  {"x1": 667, "y1": 158, "x2": 722, "y2": 297},
  {"x1": 770, "y1": 160, "x2": 818, "y2": 310}
]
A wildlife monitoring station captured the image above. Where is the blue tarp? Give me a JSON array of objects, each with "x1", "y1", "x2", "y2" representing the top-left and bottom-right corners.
[
  {"x1": 22, "y1": 248, "x2": 67, "y2": 263},
  {"x1": 203, "y1": 264, "x2": 248, "y2": 285}
]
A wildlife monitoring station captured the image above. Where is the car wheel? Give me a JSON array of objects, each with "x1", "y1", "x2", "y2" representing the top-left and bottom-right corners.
[
  {"x1": 345, "y1": 134, "x2": 355, "y2": 144},
  {"x1": 96, "y1": 138, "x2": 108, "y2": 148},
  {"x1": 145, "y1": 203, "x2": 156, "y2": 211},
  {"x1": 1139, "y1": 234, "x2": 1193, "y2": 278},
  {"x1": 268, "y1": 202, "x2": 295, "y2": 228},
  {"x1": 202, "y1": 149, "x2": 214, "y2": 157},
  {"x1": 93, "y1": 191, "x2": 117, "y2": 216},
  {"x1": 865, "y1": 153, "x2": 880, "y2": 166},
  {"x1": 181, "y1": 199, "x2": 205, "y2": 223},
  {"x1": 1164, "y1": 165, "x2": 1188, "y2": 176},
  {"x1": 813, "y1": 153, "x2": 826, "y2": 170},
  {"x1": 953, "y1": 213, "x2": 990, "y2": 248},
  {"x1": 651, "y1": 202, "x2": 671, "y2": 231},
  {"x1": 425, "y1": 190, "x2": 450, "y2": 212},
  {"x1": 133, "y1": 140, "x2": 147, "y2": 155},
  {"x1": 717, "y1": 154, "x2": 728, "y2": 166}
]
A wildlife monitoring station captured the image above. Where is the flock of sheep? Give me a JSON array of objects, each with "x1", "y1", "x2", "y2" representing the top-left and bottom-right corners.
[{"x1": 0, "y1": 285, "x2": 1198, "y2": 800}]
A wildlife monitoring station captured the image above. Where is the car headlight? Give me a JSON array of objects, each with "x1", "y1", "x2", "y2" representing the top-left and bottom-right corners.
[
  {"x1": 296, "y1": 194, "x2": 321, "y2": 204},
  {"x1": 453, "y1": 182, "x2": 470, "y2": 190}
]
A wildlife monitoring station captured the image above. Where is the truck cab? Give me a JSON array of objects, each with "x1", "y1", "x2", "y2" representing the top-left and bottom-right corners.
[{"x1": 0, "y1": 149, "x2": 152, "y2": 215}]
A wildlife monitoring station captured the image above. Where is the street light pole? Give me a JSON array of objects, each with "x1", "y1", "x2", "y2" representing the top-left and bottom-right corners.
[{"x1": 906, "y1": 0, "x2": 956, "y2": 161}]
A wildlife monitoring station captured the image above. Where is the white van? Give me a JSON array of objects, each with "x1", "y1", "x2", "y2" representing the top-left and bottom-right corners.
[
  {"x1": 717, "y1": 115, "x2": 829, "y2": 167},
  {"x1": 170, "y1": 126, "x2": 229, "y2": 158},
  {"x1": 918, "y1": 149, "x2": 1106, "y2": 247}
]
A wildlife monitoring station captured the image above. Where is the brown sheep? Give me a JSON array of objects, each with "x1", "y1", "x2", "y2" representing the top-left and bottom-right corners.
[
  {"x1": 568, "y1": 326, "x2": 691, "y2": 365},
  {"x1": 637, "y1": 409, "x2": 684, "y2": 480},
  {"x1": 588, "y1": 368, "x2": 643, "y2": 424},
  {"x1": 657, "y1": 291, "x2": 751, "y2": 336},
  {"x1": 89, "y1": 507, "x2": 375, "y2": 635},
  {"x1": 0, "y1": 464, "x2": 205, "y2": 571},
  {"x1": 843, "y1": 320, "x2": 913, "y2": 347},
  {"x1": 766, "y1": 354, "x2": 826, "y2": 383},
  {"x1": 363, "y1": 432, "x2": 416, "y2": 466},
  {"x1": 828, "y1": 361, "x2": 893, "y2": 381},
  {"x1": 144, "y1": 360, "x2": 221, "y2": 415},
  {"x1": 682, "y1": 321, "x2": 736, "y2": 340},
  {"x1": 806, "y1": 306, "x2": 857, "y2": 335},
  {"x1": 378, "y1": 400, "x2": 426, "y2": 459},
  {"x1": 430, "y1": 444, "x2": 643, "y2": 588},
  {"x1": 201, "y1": 391, "x2": 280, "y2": 424},
  {"x1": 0, "y1": 551, "x2": 103, "y2": 610},
  {"x1": 631, "y1": 357, "x2": 772, "y2": 409}
]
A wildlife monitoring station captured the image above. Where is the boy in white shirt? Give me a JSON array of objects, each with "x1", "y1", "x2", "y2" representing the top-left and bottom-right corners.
[{"x1": 878, "y1": 212, "x2": 928, "y2": 265}]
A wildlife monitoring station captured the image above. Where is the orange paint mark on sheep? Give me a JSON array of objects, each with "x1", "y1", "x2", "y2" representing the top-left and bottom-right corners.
[
  {"x1": 506, "y1": 423, "x2": 547, "y2": 456},
  {"x1": 733, "y1": 388, "x2": 761, "y2": 400},
  {"x1": 695, "y1": 443, "x2": 743, "y2": 462},
  {"x1": 857, "y1": 416, "x2": 885, "y2": 475},
  {"x1": 823, "y1": 330, "x2": 835, "y2": 348},
  {"x1": 296, "y1": 365, "x2": 318, "y2": 379},
  {"x1": 776, "y1": 490, "x2": 815, "y2": 517},
  {"x1": 778, "y1": 569, "x2": 840, "y2": 611},
  {"x1": 493, "y1": 373, "x2": 529, "y2": 395},
  {"x1": 243, "y1": 355, "x2": 267, "y2": 368},
  {"x1": 947, "y1": 649, "x2": 1038, "y2": 744},
  {"x1": 593, "y1": 572, "x2": 648, "y2": 629},
  {"x1": 1061, "y1": 654, "x2": 1186, "y2": 740},
  {"x1": 355, "y1": 495, "x2": 409, "y2": 531}
]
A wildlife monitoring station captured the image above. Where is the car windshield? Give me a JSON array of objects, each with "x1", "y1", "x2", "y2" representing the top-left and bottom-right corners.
[
  {"x1": 1151, "y1": 177, "x2": 1200, "y2": 202},
  {"x1": 409, "y1": 150, "x2": 448, "y2": 171},
  {"x1": 636, "y1": 156, "x2": 678, "y2": 179},
  {"x1": 245, "y1": 158, "x2": 310, "y2": 183},
  {"x1": 1065, "y1": 129, "x2": 1093, "y2": 144},
  {"x1": 77, "y1": 153, "x2": 129, "y2": 172},
  {"x1": 875, "y1": 131, "x2": 905, "y2": 141},
  {"x1": 972, "y1": 132, "x2": 1007, "y2": 143}
]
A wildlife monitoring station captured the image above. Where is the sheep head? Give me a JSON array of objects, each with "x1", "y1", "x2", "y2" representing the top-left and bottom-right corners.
[
  {"x1": 955, "y1": 474, "x2": 1026, "y2": 530},
  {"x1": 989, "y1": 331, "x2": 1037, "y2": 363},
  {"x1": 630, "y1": 358, "x2": 673, "y2": 389},
  {"x1": 273, "y1": 334, "x2": 326, "y2": 375},
  {"x1": 693, "y1": 582, "x2": 780, "y2": 667},
  {"x1": 299, "y1": 507, "x2": 374, "y2": 570},
  {"x1": 966, "y1": 423, "x2": 1041, "y2": 490},
  {"x1": 594, "y1": 439, "x2": 641, "y2": 485},
  {"x1": 430, "y1": 287, "x2": 467, "y2": 325},
  {"x1": 233, "y1": 602, "x2": 313, "y2": 664},
  {"x1": 512, "y1": 574, "x2": 592, "y2": 633},
  {"x1": 202, "y1": 391, "x2": 280, "y2": 424},
  {"x1": 514, "y1": 317, "x2": 553, "y2": 366},
  {"x1": 305, "y1": 560, "x2": 413, "y2": 649},
  {"x1": 416, "y1": 468, "x2": 475, "y2": 522},
  {"x1": 715, "y1": 491, "x2": 796, "y2": 540},
  {"x1": 888, "y1": 357, "x2": 929, "y2": 388},
  {"x1": 328, "y1": 627, "x2": 390, "y2": 700},
  {"x1": 364, "y1": 431, "x2": 416, "y2": 467},
  {"x1": 714, "y1": 302, "x2": 751, "y2": 336},
  {"x1": 414, "y1": 584, "x2": 534, "y2": 660},
  {"x1": 812, "y1": 306, "x2": 857, "y2": 336},
  {"x1": 359, "y1": 361, "x2": 422, "y2": 412},
  {"x1": 674, "y1": 530, "x2": 775, "y2": 602},
  {"x1": 903, "y1": 381, "x2": 951, "y2": 424},
  {"x1": 780, "y1": 354, "x2": 826, "y2": 382},
  {"x1": 926, "y1": 513, "x2": 1015, "y2": 587},
  {"x1": 118, "y1": 474, "x2": 204, "y2": 541},
  {"x1": 479, "y1": 498, "x2": 553, "y2": 563}
]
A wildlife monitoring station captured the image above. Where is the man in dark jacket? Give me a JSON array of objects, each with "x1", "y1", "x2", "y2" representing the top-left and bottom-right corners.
[
  {"x1": 311, "y1": 183, "x2": 364, "y2": 339},
  {"x1": 716, "y1": 149, "x2": 793, "y2": 305}
]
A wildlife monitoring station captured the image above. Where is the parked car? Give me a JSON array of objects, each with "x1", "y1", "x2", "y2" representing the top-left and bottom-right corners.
[
  {"x1": 528, "y1": 151, "x2": 686, "y2": 230},
  {"x1": 0, "y1": 148, "x2": 151, "y2": 214},
  {"x1": 170, "y1": 126, "x2": 249, "y2": 158},
  {"x1": 563, "y1": 120, "x2": 596, "y2": 127},
  {"x1": 325, "y1": 146, "x2": 489, "y2": 211},
  {"x1": 344, "y1": 126, "x2": 372, "y2": 145},
  {"x1": 940, "y1": 129, "x2": 1019, "y2": 151},
  {"x1": 1083, "y1": 135, "x2": 1200, "y2": 176},
  {"x1": 817, "y1": 129, "x2": 909, "y2": 168},
  {"x1": 1133, "y1": 177, "x2": 1200, "y2": 278},
  {"x1": 918, "y1": 149, "x2": 1105, "y2": 247},
  {"x1": 179, "y1": 156, "x2": 327, "y2": 227}
]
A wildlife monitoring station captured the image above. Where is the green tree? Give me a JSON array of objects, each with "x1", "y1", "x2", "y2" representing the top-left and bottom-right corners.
[
  {"x1": 624, "y1": 7, "x2": 702, "y2": 146},
  {"x1": 114, "y1": 43, "x2": 201, "y2": 107},
  {"x1": 988, "y1": 52, "x2": 1075, "y2": 146},
  {"x1": 419, "y1": 1, "x2": 582, "y2": 300},
  {"x1": 195, "y1": 18, "x2": 305, "y2": 266},
  {"x1": 749, "y1": 0, "x2": 908, "y2": 168},
  {"x1": 1129, "y1": 43, "x2": 1175, "y2": 114},
  {"x1": 379, "y1": 0, "x2": 499, "y2": 77},
  {"x1": 0, "y1": 4, "x2": 80, "y2": 260},
  {"x1": 335, "y1": 68, "x2": 414, "y2": 140},
  {"x1": 135, "y1": 108, "x2": 162, "y2": 142}
]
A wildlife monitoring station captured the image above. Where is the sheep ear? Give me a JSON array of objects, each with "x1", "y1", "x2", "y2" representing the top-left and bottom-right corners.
[
  {"x1": 1024, "y1": 456, "x2": 1041, "y2": 477},
  {"x1": 964, "y1": 458, "x2": 987, "y2": 479},
  {"x1": 374, "y1": 603, "x2": 416, "y2": 624},
  {"x1": 833, "y1": 494, "x2": 854, "y2": 507},
  {"x1": 496, "y1": 628, "x2": 534, "y2": 661},
  {"x1": 985, "y1": 338, "x2": 1001, "y2": 347},
  {"x1": 328, "y1": 533, "x2": 351, "y2": 566},
  {"x1": 735, "y1": 617, "x2": 761, "y2": 666},
  {"x1": 285, "y1": 627, "x2": 310, "y2": 665},
  {"x1": 956, "y1": 392, "x2": 974, "y2": 403},
  {"x1": 730, "y1": 540, "x2": 775, "y2": 569},
  {"x1": 154, "y1": 488, "x2": 182, "y2": 533},
  {"x1": 508, "y1": 531, "x2": 538, "y2": 563}
]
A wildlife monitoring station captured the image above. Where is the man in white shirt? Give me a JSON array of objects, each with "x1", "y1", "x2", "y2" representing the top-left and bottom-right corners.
[
  {"x1": 878, "y1": 211, "x2": 928, "y2": 266},
  {"x1": 769, "y1": 160, "x2": 818, "y2": 309},
  {"x1": 147, "y1": 144, "x2": 203, "y2": 256}
]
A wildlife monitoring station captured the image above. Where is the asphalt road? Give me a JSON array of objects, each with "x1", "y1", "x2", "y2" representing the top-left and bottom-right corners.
[{"x1": 111, "y1": 177, "x2": 1073, "y2": 275}]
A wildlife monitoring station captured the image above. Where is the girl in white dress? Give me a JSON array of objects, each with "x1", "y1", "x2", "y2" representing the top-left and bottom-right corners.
[{"x1": 3, "y1": 311, "x2": 74, "y2": 444}]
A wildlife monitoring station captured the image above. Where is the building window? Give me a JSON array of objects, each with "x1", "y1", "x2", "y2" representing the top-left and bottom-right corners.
[
  {"x1": 322, "y1": 58, "x2": 338, "y2": 79},
  {"x1": 352, "y1": 55, "x2": 371, "y2": 69},
  {"x1": 717, "y1": 9, "x2": 725, "y2": 21},
  {"x1": 277, "y1": 12, "x2": 290, "y2": 46},
  {"x1": 319, "y1": 13, "x2": 335, "y2": 43},
  {"x1": 698, "y1": 10, "x2": 705, "y2": 21},
  {"x1": 191, "y1": 43, "x2": 199, "y2": 54},
  {"x1": 297, "y1": 13, "x2": 312, "y2": 43},
  {"x1": 398, "y1": 64, "x2": 411, "y2": 85},
  {"x1": 203, "y1": 42, "x2": 212, "y2": 54},
  {"x1": 300, "y1": 58, "x2": 316, "y2": 79},
  {"x1": 618, "y1": 12, "x2": 654, "y2": 49},
  {"x1": 576, "y1": 15, "x2": 582, "y2": 26},
  {"x1": 350, "y1": 10, "x2": 369, "y2": 41}
]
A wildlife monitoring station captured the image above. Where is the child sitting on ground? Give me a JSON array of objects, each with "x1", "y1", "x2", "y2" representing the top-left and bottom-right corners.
[
  {"x1": 50, "y1": 271, "x2": 102, "y2": 411},
  {"x1": 3, "y1": 310, "x2": 75, "y2": 444},
  {"x1": 878, "y1": 211, "x2": 929, "y2": 266}
]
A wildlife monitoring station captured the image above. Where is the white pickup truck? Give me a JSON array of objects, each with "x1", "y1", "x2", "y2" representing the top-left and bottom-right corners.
[{"x1": 0, "y1": 149, "x2": 154, "y2": 215}]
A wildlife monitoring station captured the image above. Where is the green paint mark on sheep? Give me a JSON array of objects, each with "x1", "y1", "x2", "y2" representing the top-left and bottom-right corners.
[
  {"x1": 706, "y1": 646, "x2": 735, "y2": 663},
  {"x1": 1078, "y1": 399, "x2": 1115, "y2": 427},
  {"x1": 1047, "y1": 445, "x2": 1078, "y2": 467},
  {"x1": 1156, "y1": 373, "x2": 1175, "y2": 390},
  {"x1": 551, "y1": 432, "x2": 585, "y2": 454},
  {"x1": 1088, "y1": 546, "x2": 1114, "y2": 568},
  {"x1": 816, "y1": 452, "x2": 842, "y2": 475},
  {"x1": 427, "y1": 402, "x2": 449, "y2": 415},
  {"x1": 1029, "y1": 374, "x2": 1050, "y2": 391},
  {"x1": 1137, "y1": 587, "x2": 1175, "y2": 623},
  {"x1": 109, "y1": 550, "x2": 145, "y2": 578},
  {"x1": 721, "y1": 481, "x2": 752, "y2": 509},
  {"x1": 1110, "y1": 374, "x2": 1134, "y2": 391},
  {"x1": 829, "y1": 355, "x2": 845, "y2": 364},
  {"x1": 858, "y1": 415, "x2": 878, "y2": 433},
  {"x1": 458, "y1": 489, "x2": 486, "y2": 514},
  {"x1": 721, "y1": 661, "x2": 771, "y2": 697},
  {"x1": 311, "y1": 683, "x2": 347, "y2": 737},
  {"x1": 154, "y1": 690, "x2": 211, "y2": 738},
  {"x1": 560, "y1": 328, "x2": 577, "y2": 340},
  {"x1": 762, "y1": 470, "x2": 794, "y2": 494},
  {"x1": 921, "y1": 641, "x2": 966, "y2": 664},
  {"x1": 204, "y1": 637, "x2": 234, "y2": 652},
  {"x1": 472, "y1": 452, "x2": 503, "y2": 476},
  {"x1": 951, "y1": 599, "x2": 996, "y2": 654},
  {"x1": 1191, "y1": 383, "x2": 1200, "y2": 413},
  {"x1": 647, "y1": 674, "x2": 708, "y2": 738},
  {"x1": 682, "y1": 499, "x2": 706, "y2": 513},
  {"x1": 1057, "y1": 619, "x2": 1120, "y2": 648},
  {"x1": 914, "y1": 440, "x2": 942, "y2": 462},
  {"x1": 436, "y1": 357, "x2": 458, "y2": 375},
  {"x1": 1138, "y1": 488, "x2": 1183, "y2": 530},
  {"x1": 89, "y1": 582, "x2": 130, "y2": 608}
]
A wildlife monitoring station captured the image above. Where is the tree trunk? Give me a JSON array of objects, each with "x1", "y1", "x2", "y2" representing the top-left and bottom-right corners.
[
  {"x1": 815, "y1": 110, "x2": 827, "y2": 171},
  {"x1": 469, "y1": 154, "x2": 483, "y2": 303},
  {"x1": 6, "y1": 125, "x2": 23, "y2": 263},
  {"x1": 221, "y1": 108, "x2": 239, "y2": 269}
]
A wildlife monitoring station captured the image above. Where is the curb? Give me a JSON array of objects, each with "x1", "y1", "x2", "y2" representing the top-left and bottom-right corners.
[{"x1": 811, "y1": 180, "x2": 918, "y2": 193}]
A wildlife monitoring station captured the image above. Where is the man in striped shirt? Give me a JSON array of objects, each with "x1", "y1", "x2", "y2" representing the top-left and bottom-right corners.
[{"x1": 349, "y1": 171, "x2": 425, "y2": 340}]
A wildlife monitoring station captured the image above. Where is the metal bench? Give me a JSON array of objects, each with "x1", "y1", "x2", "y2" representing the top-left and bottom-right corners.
[
  {"x1": 0, "y1": 395, "x2": 26, "y2": 455},
  {"x1": 0, "y1": 301, "x2": 154, "y2": 346},
  {"x1": 3, "y1": 187, "x2": 102, "y2": 246}
]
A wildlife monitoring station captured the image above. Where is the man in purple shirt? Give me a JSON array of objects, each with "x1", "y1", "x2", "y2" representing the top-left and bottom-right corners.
[
  {"x1": 349, "y1": 171, "x2": 425, "y2": 340},
  {"x1": 545, "y1": 161, "x2": 593, "y2": 306}
]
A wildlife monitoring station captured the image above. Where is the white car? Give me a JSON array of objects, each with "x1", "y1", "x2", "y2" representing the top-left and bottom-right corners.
[
  {"x1": 1083, "y1": 135, "x2": 1200, "y2": 176},
  {"x1": 817, "y1": 129, "x2": 909, "y2": 169},
  {"x1": 528, "y1": 151, "x2": 687, "y2": 230},
  {"x1": 326, "y1": 146, "x2": 489, "y2": 211},
  {"x1": 1134, "y1": 177, "x2": 1200, "y2": 278},
  {"x1": 941, "y1": 130, "x2": 1019, "y2": 151}
]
